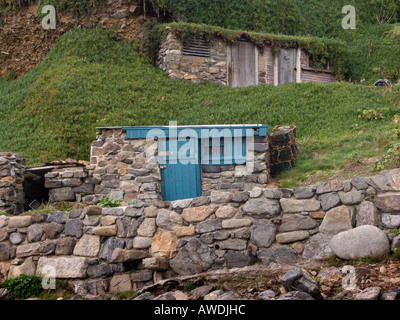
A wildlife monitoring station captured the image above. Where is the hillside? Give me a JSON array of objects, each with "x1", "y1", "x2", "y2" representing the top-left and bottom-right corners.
[{"x1": 1, "y1": 0, "x2": 400, "y2": 187}]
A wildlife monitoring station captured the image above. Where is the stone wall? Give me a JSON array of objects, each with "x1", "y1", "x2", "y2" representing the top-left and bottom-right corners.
[
  {"x1": 45, "y1": 128, "x2": 271, "y2": 204},
  {"x1": 0, "y1": 153, "x2": 25, "y2": 215},
  {"x1": 1, "y1": 169, "x2": 400, "y2": 295},
  {"x1": 157, "y1": 30, "x2": 228, "y2": 86}
]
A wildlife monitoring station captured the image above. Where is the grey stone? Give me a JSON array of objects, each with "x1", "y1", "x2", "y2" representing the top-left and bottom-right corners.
[
  {"x1": 134, "y1": 292, "x2": 155, "y2": 300},
  {"x1": 102, "y1": 207, "x2": 124, "y2": 216},
  {"x1": 382, "y1": 214, "x2": 400, "y2": 229},
  {"x1": 169, "y1": 238, "x2": 217, "y2": 275},
  {"x1": 242, "y1": 198, "x2": 281, "y2": 218},
  {"x1": 124, "y1": 206, "x2": 144, "y2": 217},
  {"x1": 374, "y1": 192, "x2": 400, "y2": 212},
  {"x1": 49, "y1": 187, "x2": 75, "y2": 202},
  {"x1": 319, "y1": 205, "x2": 353, "y2": 235},
  {"x1": 117, "y1": 217, "x2": 140, "y2": 237},
  {"x1": 73, "y1": 235, "x2": 101, "y2": 257},
  {"x1": 278, "y1": 214, "x2": 319, "y2": 232},
  {"x1": 154, "y1": 292, "x2": 176, "y2": 301},
  {"x1": 36, "y1": 257, "x2": 88, "y2": 278},
  {"x1": 258, "y1": 290, "x2": 276, "y2": 300},
  {"x1": 351, "y1": 176, "x2": 371, "y2": 190},
  {"x1": 171, "y1": 198, "x2": 192, "y2": 209},
  {"x1": 87, "y1": 264, "x2": 111, "y2": 278},
  {"x1": 391, "y1": 235, "x2": 400, "y2": 252},
  {"x1": 356, "y1": 201, "x2": 379, "y2": 227},
  {"x1": 216, "y1": 291, "x2": 240, "y2": 300},
  {"x1": 277, "y1": 291, "x2": 314, "y2": 300},
  {"x1": 338, "y1": 190, "x2": 364, "y2": 205},
  {"x1": 16, "y1": 243, "x2": 40, "y2": 257},
  {"x1": 263, "y1": 188, "x2": 282, "y2": 199},
  {"x1": 9, "y1": 232, "x2": 25, "y2": 245},
  {"x1": 250, "y1": 221, "x2": 276, "y2": 248},
  {"x1": 225, "y1": 251, "x2": 257, "y2": 268},
  {"x1": 280, "y1": 267, "x2": 321, "y2": 299},
  {"x1": 56, "y1": 237, "x2": 76, "y2": 255},
  {"x1": 316, "y1": 180, "x2": 344, "y2": 194},
  {"x1": 196, "y1": 219, "x2": 222, "y2": 234},
  {"x1": 355, "y1": 287, "x2": 381, "y2": 300},
  {"x1": 330, "y1": 225, "x2": 390, "y2": 260},
  {"x1": 231, "y1": 191, "x2": 250, "y2": 203},
  {"x1": 293, "y1": 186, "x2": 315, "y2": 199},
  {"x1": 0, "y1": 242, "x2": 11, "y2": 261},
  {"x1": 64, "y1": 218, "x2": 83, "y2": 238},
  {"x1": 27, "y1": 224, "x2": 44, "y2": 242},
  {"x1": 320, "y1": 192, "x2": 341, "y2": 211},
  {"x1": 39, "y1": 241, "x2": 56, "y2": 255},
  {"x1": 257, "y1": 247, "x2": 298, "y2": 265},
  {"x1": 69, "y1": 209, "x2": 83, "y2": 219},
  {"x1": 46, "y1": 211, "x2": 68, "y2": 224},
  {"x1": 218, "y1": 238, "x2": 247, "y2": 250},
  {"x1": 84, "y1": 205, "x2": 102, "y2": 216},
  {"x1": 189, "y1": 284, "x2": 215, "y2": 300},
  {"x1": 142, "y1": 257, "x2": 169, "y2": 271},
  {"x1": 302, "y1": 233, "x2": 333, "y2": 260},
  {"x1": 280, "y1": 198, "x2": 320, "y2": 213},
  {"x1": 131, "y1": 270, "x2": 153, "y2": 282},
  {"x1": 99, "y1": 237, "x2": 125, "y2": 262},
  {"x1": 276, "y1": 231, "x2": 309, "y2": 244}
]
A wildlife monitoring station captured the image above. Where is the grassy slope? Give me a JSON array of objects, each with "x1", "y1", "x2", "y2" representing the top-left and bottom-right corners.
[{"x1": 1, "y1": 28, "x2": 400, "y2": 187}]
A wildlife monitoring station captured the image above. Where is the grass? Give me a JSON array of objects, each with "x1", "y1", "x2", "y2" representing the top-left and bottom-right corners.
[{"x1": 1, "y1": 27, "x2": 400, "y2": 185}]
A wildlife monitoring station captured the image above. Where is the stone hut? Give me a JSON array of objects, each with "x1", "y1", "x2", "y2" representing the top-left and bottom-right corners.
[{"x1": 157, "y1": 27, "x2": 337, "y2": 88}]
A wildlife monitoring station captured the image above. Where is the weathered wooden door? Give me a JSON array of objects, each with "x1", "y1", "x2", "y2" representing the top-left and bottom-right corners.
[
  {"x1": 228, "y1": 41, "x2": 257, "y2": 88},
  {"x1": 278, "y1": 48, "x2": 297, "y2": 84}
]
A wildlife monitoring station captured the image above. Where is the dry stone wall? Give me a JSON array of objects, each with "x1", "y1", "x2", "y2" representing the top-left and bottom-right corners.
[
  {"x1": 0, "y1": 153, "x2": 25, "y2": 215},
  {"x1": 1, "y1": 169, "x2": 400, "y2": 295}
]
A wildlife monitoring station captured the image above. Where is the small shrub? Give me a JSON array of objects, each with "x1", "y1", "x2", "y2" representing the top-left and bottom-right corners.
[
  {"x1": 96, "y1": 198, "x2": 124, "y2": 208},
  {"x1": 374, "y1": 142, "x2": 400, "y2": 170},
  {"x1": 357, "y1": 108, "x2": 388, "y2": 121},
  {"x1": 1, "y1": 274, "x2": 44, "y2": 299},
  {"x1": 183, "y1": 281, "x2": 196, "y2": 292}
]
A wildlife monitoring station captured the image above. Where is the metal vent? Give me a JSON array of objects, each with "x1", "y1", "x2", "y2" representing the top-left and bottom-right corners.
[{"x1": 183, "y1": 38, "x2": 211, "y2": 58}]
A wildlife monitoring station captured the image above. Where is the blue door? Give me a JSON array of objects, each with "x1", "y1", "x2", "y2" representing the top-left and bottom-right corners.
[{"x1": 158, "y1": 137, "x2": 202, "y2": 201}]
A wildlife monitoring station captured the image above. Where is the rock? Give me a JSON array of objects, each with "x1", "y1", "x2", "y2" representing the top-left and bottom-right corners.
[
  {"x1": 175, "y1": 226, "x2": 196, "y2": 237},
  {"x1": 39, "y1": 241, "x2": 56, "y2": 255},
  {"x1": 87, "y1": 264, "x2": 111, "y2": 278},
  {"x1": 210, "y1": 191, "x2": 232, "y2": 203},
  {"x1": 217, "y1": 239, "x2": 247, "y2": 250},
  {"x1": 0, "y1": 288, "x2": 12, "y2": 300},
  {"x1": 242, "y1": 198, "x2": 281, "y2": 218},
  {"x1": 225, "y1": 251, "x2": 257, "y2": 268},
  {"x1": 277, "y1": 291, "x2": 314, "y2": 300},
  {"x1": 8, "y1": 216, "x2": 31, "y2": 228},
  {"x1": 257, "y1": 246, "x2": 298, "y2": 265},
  {"x1": 182, "y1": 206, "x2": 217, "y2": 223},
  {"x1": 320, "y1": 192, "x2": 341, "y2": 211},
  {"x1": 109, "y1": 274, "x2": 132, "y2": 294},
  {"x1": 49, "y1": 187, "x2": 75, "y2": 202},
  {"x1": 339, "y1": 190, "x2": 364, "y2": 205},
  {"x1": 382, "y1": 214, "x2": 400, "y2": 229},
  {"x1": 8, "y1": 257, "x2": 36, "y2": 278},
  {"x1": 278, "y1": 214, "x2": 319, "y2": 232},
  {"x1": 302, "y1": 233, "x2": 333, "y2": 260},
  {"x1": 276, "y1": 231, "x2": 309, "y2": 244},
  {"x1": 36, "y1": 256, "x2": 88, "y2": 278},
  {"x1": 204, "y1": 290, "x2": 224, "y2": 300},
  {"x1": 64, "y1": 218, "x2": 83, "y2": 238},
  {"x1": 391, "y1": 235, "x2": 400, "y2": 252},
  {"x1": 134, "y1": 292, "x2": 155, "y2": 300},
  {"x1": 231, "y1": 191, "x2": 250, "y2": 203},
  {"x1": 316, "y1": 180, "x2": 344, "y2": 194},
  {"x1": 319, "y1": 205, "x2": 353, "y2": 235},
  {"x1": 43, "y1": 222, "x2": 64, "y2": 239},
  {"x1": 293, "y1": 186, "x2": 315, "y2": 199},
  {"x1": 116, "y1": 217, "x2": 140, "y2": 237},
  {"x1": 156, "y1": 209, "x2": 183, "y2": 230},
  {"x1": 46, "y1": 211, "x2": 68, "y2": 224},
  {"x1": 142, "y1": 257, "x2": 169, "y2": 271},
  {"x1": 99, "y1": 238, "x2": 125, "y2": 262},
  {"x1": 26, "y1": 224, "x2": 44, "y2": 243},
  {"x1": 330, "y1": 225, "x2": 390, "y2": 260},
  {"x1": 16, "y1": 243, "x2": 40, "y2": 257},
  {"x1": 151, "y1": 231, "x2": 177, "y2": 258},
  {"x1": 351, "y1": 175, "x2": 370, "y2": 190},
  {"x1": 169, "y1": 238, "x2": 217, "y2": 275},
  {"x1": 196, "y1": 219, "x2": 222, "y2": 234},
  {"x1": 73, "y1": 235, "x2": 101, "y2": 257},
  {"x1": 137, "y1": 218, "x2": 156, "y2": 237},
  {"x1": 171, "y1": 198, "x2": 192, "y2": 209},
  {"x1": 130, "y1": 270, "x2": 153, "y2": 282},
  {"x1": 217, "y1": 291, "x2": 240, "y2": 300},
  {"x1": 93, "y1": 226, "x2": 117, "y2": 236},
  {"x1": 280, "y1": 198, "x2": 320, "y2": 213},
  {"x1": 55, "y1": 237, "x2": 76, "y2": 255},
  {"x1": 356, "y1": 201, "x2": 379, "y2": 227},
  {"x1": 355, "y1": 287, "x2": 381, "y2": 300},
  {"x1": 102, "y1": 207, "x2": 124, "y2": 216},
  {"x1": 373, "y1": 192, "x2": 400, "y2": 212},
  {"x1": 381, "y1": 289, "x2": 400, "y2": 300},
  {"x1": 258, "y1": 290, "x2": 275, "y2": 300},
  {"x1": 154, "y1": 292, "x2": 176, "y2": 300},
  {"x1": 215, "y1": 206, "x2": 238, "y2": 219},
  {"x1": 190, "y1": 284, "x2": 215, "y2": 300},
  {"x1": 9, "y1": 232, "x2": 25, "y2": 245},
  {"x1": 0, "y1": 242, "x2": 10, "y2": 261},
  {"x1": 221, "y1": 219, "x2": 252, "y2": 229},
  {"x1": 84, "y1": 205, "x2": 102, "y2": 216},
  {"x1": 280, "y1": 267, "x2": 321, "y2": 299},
  {"x1": 250, "y1": 221, "x2": 276, "y2": 248}
]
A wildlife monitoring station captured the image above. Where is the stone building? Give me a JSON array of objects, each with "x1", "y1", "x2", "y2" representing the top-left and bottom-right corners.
[
  {"x1": 45, "y1": 124, "x2": 271, "y2": 204},
  {"x1": 157, "y1": 27, "x2": 336, "y2": 88}
]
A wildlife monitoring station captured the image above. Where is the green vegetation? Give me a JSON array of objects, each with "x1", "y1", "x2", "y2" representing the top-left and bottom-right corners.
[
  {"x1": 1, "y1": 27, "x2": 400, "y2": 186},
  {"x1": 1, "y1": 274, "x2": 43, "y2": 299},
  {"x1": 96, "y1": 197, "x2": 124, "y2": 208}
]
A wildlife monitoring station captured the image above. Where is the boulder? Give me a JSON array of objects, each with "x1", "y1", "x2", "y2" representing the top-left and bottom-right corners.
[{"x1": 330, "y1": 225, "x2": 390, "y2": 260}]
